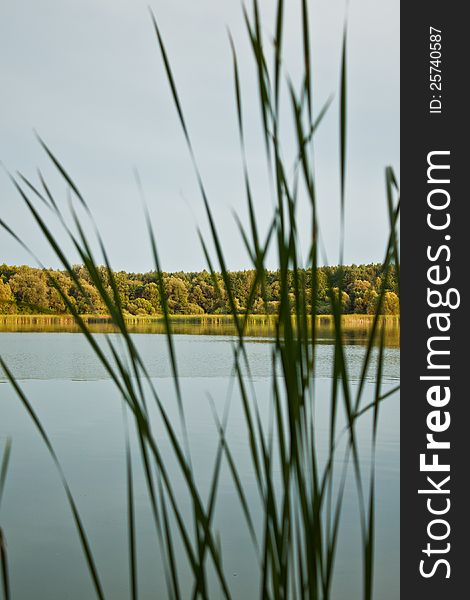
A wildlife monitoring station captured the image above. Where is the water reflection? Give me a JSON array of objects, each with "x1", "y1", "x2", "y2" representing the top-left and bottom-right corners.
[{"x1": 0, "y1": 314, "x2": 400, "y2": 346}]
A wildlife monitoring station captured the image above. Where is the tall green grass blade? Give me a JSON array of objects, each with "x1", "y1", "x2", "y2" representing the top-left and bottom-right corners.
[
  {"x1": 123, "y1": 404, "x2": 137, "y2": 600},
  {"x1": 0, "y1": 439, "x2": 12, "y2": 600},
  {"x1": 0, "y1": 528, "x2": 10, "y2": 600},
  {"x1": 35, "y1": 133, "x2": 88, "y2": 211},
  {"x1": 0, "y1": 440, "x2": 11, "y2": 512},
  {"x1": 301, "y1": 0, "x2": 312, "y2": 118},
  {"x1": 273, "y1": 0, "x2": 285, "y2": 112},
  {"x1": 339, "y1": 24, "x2": 347, "y2": 263}
]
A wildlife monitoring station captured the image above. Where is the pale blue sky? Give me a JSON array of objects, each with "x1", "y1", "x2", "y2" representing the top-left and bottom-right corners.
[{"x1": 0, "y1": 0, "x2": 399, "y2": 272}]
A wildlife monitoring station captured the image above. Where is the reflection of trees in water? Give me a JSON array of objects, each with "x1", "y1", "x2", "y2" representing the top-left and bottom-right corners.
[{"x1": 0, "y1": 314, "x2": 400, "y2": 347}]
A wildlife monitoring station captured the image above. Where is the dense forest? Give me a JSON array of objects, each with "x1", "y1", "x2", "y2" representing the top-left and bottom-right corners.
[{"x1": 0, "y1": 263, "x2": 399, "y2": 316}]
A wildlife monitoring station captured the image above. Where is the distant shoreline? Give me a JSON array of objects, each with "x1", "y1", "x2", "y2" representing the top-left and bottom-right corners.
[
  {"x1": 0, "y1": 312, "x2": 399, "y2": 332},
  {"x1": 0, "y1": 263, "x2": 399, "y2": 318},
  {"x1": 0, "y1": 313, "x2": 400, "y2": 348},
  {"x1": 0, "y1": 313, "x2": 400, "y2": 323}
]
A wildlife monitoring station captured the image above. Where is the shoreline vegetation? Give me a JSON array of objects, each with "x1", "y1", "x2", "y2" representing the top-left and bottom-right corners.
[
  {"x1": 0, "y1": 263, "x2": 399, "y2": 318},
  {"x1": 0, "y1": 313, "x2": 400, "y2": 345}
]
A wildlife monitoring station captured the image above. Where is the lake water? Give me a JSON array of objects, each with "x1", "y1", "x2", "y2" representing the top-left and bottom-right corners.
[{"x1": 0, "y1": 330, "x2": 399, "y2": 599}]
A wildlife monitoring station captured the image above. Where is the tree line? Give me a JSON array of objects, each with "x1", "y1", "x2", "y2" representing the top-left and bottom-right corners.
[{"x1": 0, "y1": 263, "x2": 399, "y2": 316}]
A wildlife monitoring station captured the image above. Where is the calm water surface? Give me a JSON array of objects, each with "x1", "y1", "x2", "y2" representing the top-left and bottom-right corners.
[{"x1": 0, "y1": 331, "x2": 399, "y2": 599}]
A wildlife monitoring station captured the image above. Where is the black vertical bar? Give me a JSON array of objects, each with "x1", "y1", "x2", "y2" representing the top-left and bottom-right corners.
[{"x1": 401, "y1": 4, "x2": 468, "y2": 598}]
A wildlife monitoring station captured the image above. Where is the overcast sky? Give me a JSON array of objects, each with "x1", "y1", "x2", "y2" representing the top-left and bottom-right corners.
[{"x1": 0, "y1": 0, "x2": 399, "y2": 272}]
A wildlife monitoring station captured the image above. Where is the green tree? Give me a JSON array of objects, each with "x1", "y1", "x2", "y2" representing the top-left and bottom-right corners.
[
  {"x1": 348, "y1": 280, "x2": 373, "y2": 313},
  {"x1": 69, "y1": 278, "x2": 106, "y2": 314},
  {"x1": 0, "y1": 279, "x2": 13, "y2": 302},
  {"x1": 9, "y1": 267, "x2": 49, "y2": 311},
  {"x1": 328, "y1": 287, "x2": 350, "y2": 312},
  {"x1": 382, "y1": 291, "x2": 400, "y2": 315},
  {"x1": 127, "y1": 297, "x2": 155, "y2": 316},
  {"x1": 0, "y1": 279, "x2": 15, "y2": 313},
  {"x1": 165, "y1": 276, "x2": 189, "y2": 314},
  {"x1": 142, "y1": 282, "x2": 161, "y2": 312}
]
